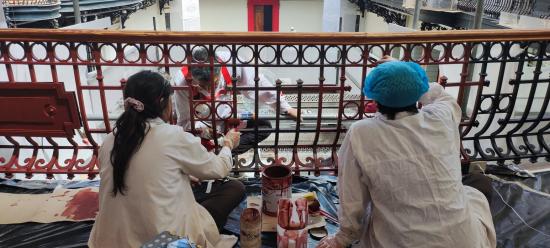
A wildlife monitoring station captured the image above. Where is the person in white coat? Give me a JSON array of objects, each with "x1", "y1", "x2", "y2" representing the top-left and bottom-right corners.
[
  {"x1": 172, "y1": 47, "x2": 300, "y2": 155},
  {"x1": 88, "y1": 71, "x2": 243, "y2": 248},
  {"x1": 317, "y1": 60, "x2": 496, "y2": 248}
]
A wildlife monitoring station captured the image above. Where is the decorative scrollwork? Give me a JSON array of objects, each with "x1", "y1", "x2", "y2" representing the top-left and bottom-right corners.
[
  {"x1": 365, "y1": 2, "x2": 407, "y2": 27},
  {"x1": 159, "y1": 0, "x2": 172, "y2": 14}
]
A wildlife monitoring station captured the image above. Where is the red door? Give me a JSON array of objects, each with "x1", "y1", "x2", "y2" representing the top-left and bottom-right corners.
[{"x1": 247, "y1": 0, "x2": 279, "y2": 32}]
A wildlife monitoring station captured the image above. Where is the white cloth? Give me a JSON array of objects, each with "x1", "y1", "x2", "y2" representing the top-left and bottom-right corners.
[
  {"x1": 88, "y1": 118, "x2": 237, "y2": 248},
  {"x1": 172, "y1": 51, "x2": 291, "y2": 130},
  {"x1": 335, "y1": 83, "x2": 496, "y2": 248}
]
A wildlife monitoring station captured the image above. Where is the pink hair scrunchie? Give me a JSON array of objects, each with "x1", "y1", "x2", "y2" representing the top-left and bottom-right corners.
[{"x1": 124, "y1": 97, "x2": 144, "y2": 112}]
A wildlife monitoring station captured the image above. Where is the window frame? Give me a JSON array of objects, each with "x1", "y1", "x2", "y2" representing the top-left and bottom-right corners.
[{"x1": 247, "y1": 0, "x2": 279, "y2": 32}]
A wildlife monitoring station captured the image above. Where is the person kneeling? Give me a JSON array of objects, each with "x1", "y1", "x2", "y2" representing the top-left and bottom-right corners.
[
  {"x1": 317, "y1": 60, "x2": 496, "y2": 248},
  {"x1": 88, "y1": 71, "x2": 244, "y2": 248}
]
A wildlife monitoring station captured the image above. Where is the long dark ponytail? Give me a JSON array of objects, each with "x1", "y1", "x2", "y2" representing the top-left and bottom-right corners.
[{"x1": 111, "y1": 70, "x2": 172, "y2": 196}]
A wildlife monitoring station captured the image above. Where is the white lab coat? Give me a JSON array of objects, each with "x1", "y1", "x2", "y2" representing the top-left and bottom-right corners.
[
  {"x1": 88, "y1": 118, "x2": 237, "y2": 248},
  {"x1": 172, "y1": 51, "x2": 291, "y2": 130},
  {"x1": 335, "y1": 84, "x2": 496, "y2": 248}
]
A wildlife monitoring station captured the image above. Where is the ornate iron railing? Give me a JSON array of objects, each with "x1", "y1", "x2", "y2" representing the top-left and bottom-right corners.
[
  {"x1": 458, "y1": 0, "x2": 537, "y2": 20},
  {"x1": 0, "y1": 29, "x2": 549, "y2": 179}
]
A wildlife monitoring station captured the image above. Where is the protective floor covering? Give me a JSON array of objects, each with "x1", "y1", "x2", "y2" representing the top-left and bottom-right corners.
[{"x1": 0, "y1": 173, "x2": 548, "y2": 248}]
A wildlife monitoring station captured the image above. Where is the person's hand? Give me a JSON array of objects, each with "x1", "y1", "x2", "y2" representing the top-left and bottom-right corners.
[
  {"x1": 189, "y1": 175, "x2": 201, "y2": 187},
  {"x1": 197, "y1": 127, "x2": 214, "y2": 140},
  {"x1": 377, "y1": 55, "x2": 395, "y2": 64},
  {"x1": 285, "y1": 107, "x2": 303, "y2": 121},
  {"x1": 223, "y1": 128, "x2": 241, "y2": 150},
  {"x1": 316, "y1": 235, "x2": 342, "y2": 248}
]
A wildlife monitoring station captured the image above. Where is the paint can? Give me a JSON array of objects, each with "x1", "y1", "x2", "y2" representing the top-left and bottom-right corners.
[
  {"x1": 240, "y1": 208, "x2": 262, "y2": 248},
  {"x1": 261, "y1": 165, "x2": 292, "y2": 216},
  {"x1": 276, "y1": 198, "x2": 308, "y2": 248}
]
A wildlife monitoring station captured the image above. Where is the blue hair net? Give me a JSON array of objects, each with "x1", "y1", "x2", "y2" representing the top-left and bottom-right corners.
[{"x1": 363, "y1": 61, "x2": 429, "y2": 108}]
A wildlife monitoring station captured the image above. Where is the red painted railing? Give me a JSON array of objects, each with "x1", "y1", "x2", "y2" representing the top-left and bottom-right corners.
[{"x1": 0, "y1": 29, "x2": 549, "y2": 179}]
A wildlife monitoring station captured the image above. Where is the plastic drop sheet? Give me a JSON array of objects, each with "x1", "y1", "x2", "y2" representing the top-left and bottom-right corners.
[
  {"x1": 490, "y1": 172, "x2": 550, "y2": 248},
  {"x1": 1, "y1": 173, "x2": 549, "y2": 248}
]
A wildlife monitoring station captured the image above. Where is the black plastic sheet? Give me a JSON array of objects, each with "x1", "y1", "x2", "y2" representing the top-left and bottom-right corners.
[
  {"x1": 490, "y1": 171, "x2": 550, "y2": 195},
  {"x1": 0, "y1": 177, "x2": 338, "y2": 248},
  {"x1": 490, "y1": 174, "x2": 550, "y2": 248},
  {"x1": 1, "y1": 173, "x2": 549, "y2": 248}
]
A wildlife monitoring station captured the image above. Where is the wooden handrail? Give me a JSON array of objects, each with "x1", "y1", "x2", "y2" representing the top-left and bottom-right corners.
[{"x1": 0, "y1": 28, "x2": 549, "y2": 44}]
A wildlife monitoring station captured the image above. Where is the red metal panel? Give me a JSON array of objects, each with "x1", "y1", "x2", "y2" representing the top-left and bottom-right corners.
[{"x1": 0, "y1": 82, "x2": 81, "y2": 137}]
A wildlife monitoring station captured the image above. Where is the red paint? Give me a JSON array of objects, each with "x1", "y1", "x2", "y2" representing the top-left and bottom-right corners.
[
  {"x1": 247, "y1": 0, "x2": 279, "y2": 32},
  {"x1": 0, "y1": 83, "x2": 81, "y2": 137},
  {"x1": 277, "y1": 198, "x2": 308, "y2": 248},
  {"x1": 262, "y1": 165, "x2": 292, "y2": 216},
  {"x1": 60, "y1": 188, "x2": 99, "y2": 220},
  {"x1": 308, "y1": 199, "x2": 320, "y2": 216}
]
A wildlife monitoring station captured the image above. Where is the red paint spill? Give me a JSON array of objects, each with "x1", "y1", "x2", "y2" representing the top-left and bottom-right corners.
[
  {"x1": 60, "y1": 188, "x2": 99, "y2": 220},
  {"x1": 277, "y1": 198, "x2": 308, "y2": 248}
]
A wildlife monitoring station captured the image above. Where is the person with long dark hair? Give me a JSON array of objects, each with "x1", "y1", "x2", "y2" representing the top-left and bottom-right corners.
[
  {"x1": 173, "y1": 47, "x2": 301, "y2": 155},
  {"x1": 88, "y1": 71, "x2": 243, "y2": 248}
]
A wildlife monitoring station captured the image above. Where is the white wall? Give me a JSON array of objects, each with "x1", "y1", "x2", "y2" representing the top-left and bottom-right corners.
[
  {"x1": 123, "y1": 0, "x2": 167, "y2": 31},
  {"x1": 199, "y1": 0, "x2": 247, "y2": 31},
  {"x1": 339, "y1": 0, "x2": 359, "y2": 32},
  {"x1": 0, "y1": 2, "x2": 7, "y2": 28},
  {"x1": 168, "y1": 0, "x2": 201, "y2": 31},
  {"x1": 199, "y1": 0, "x2": 324, "y2": 32},
  {"x1": 363, "y1": 12, "x2": 389, "y2": 32},
  {"x1": 518, "y1": 15, "x2": 550, "y2": 29},
  {"x1": 322, "y1": 0, "x2": 340, "y2": 32},
  {"x1": 280, "y1": 0, "x2": 324, "y2": 32},
  {"x1": 86, "y1": 2, "x2": 170, "y2": 123}
]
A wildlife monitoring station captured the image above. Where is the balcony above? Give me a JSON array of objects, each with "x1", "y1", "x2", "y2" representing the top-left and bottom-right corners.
[
  {"x1": 59, "y1": 0, "x2": 144, "y2": 17},
  {"x1": 2, "y1": 0, "x2": 61, "y2": 25}
]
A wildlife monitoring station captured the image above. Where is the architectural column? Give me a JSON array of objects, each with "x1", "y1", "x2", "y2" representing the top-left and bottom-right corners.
[
  {"x1": 322, "y1": 0, "x2": 341, "y2": 32},
  {"x1": 170, "y1": 0, "x2": 200, "y2": 31},
  {"x1": 0, "y1": 2, "x2": 7, "y2": 28}
]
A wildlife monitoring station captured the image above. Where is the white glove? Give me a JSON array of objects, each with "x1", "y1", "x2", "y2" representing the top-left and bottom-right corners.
[
  {"x1": 316, "y1": 236, "x2": 342, "y2": 248},
  {"x1": 197, "y1": 127, "x2": 214, "y2": 140},
  {"x1": 223, "y1": 128, "x2": 241, "y2": 150}
]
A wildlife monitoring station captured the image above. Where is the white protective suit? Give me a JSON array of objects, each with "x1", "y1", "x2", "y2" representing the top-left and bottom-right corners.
[
  {"x1": 335, "y1": 83, "x2": 496, "y2": 247},
  {"x1": 88, "y1": 118, "x2": 237, "y2": 248},
  {"x1": 172, "y1": 51, "x2": 291, "y2": 130}
]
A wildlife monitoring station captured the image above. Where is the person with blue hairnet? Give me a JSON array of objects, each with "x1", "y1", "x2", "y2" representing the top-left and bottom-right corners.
[{"x1": 317, "y1": 58, "x2": 496, "y2": 248}]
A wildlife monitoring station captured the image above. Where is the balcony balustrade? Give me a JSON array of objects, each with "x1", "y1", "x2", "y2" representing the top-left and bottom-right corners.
[{"x1": 0, "y1": 29, "x2": 548, "y2": 178}]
